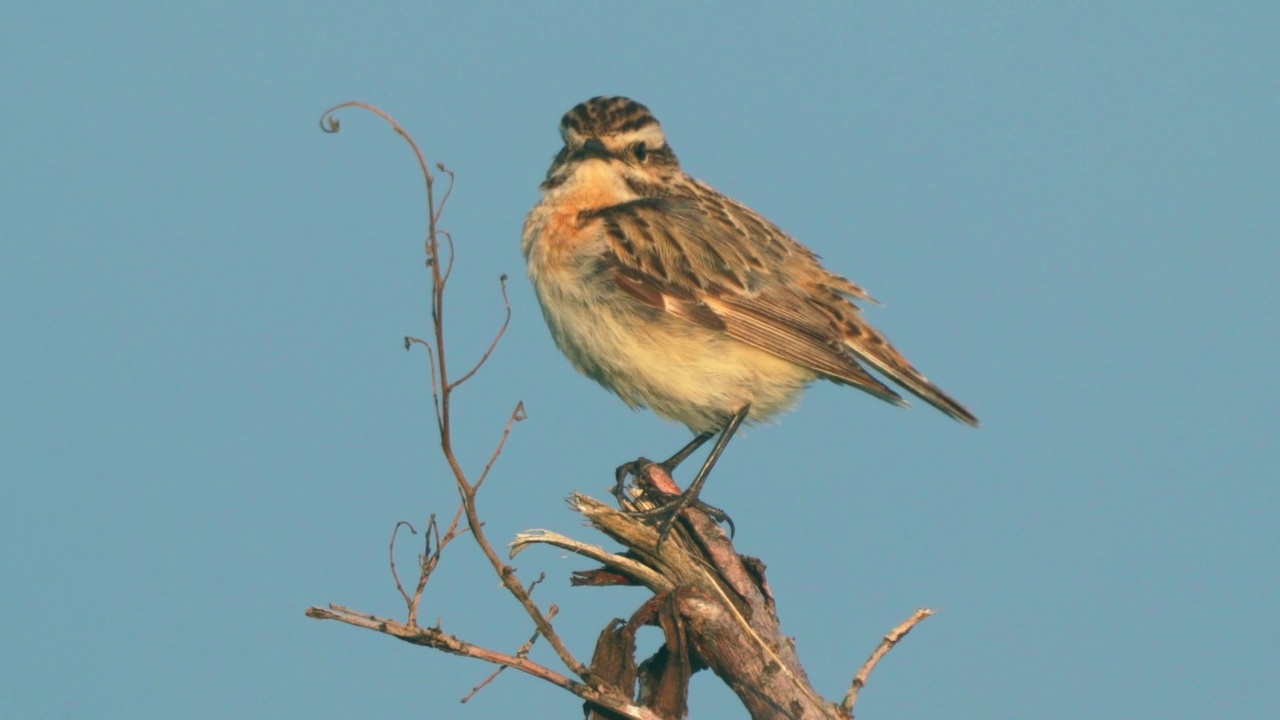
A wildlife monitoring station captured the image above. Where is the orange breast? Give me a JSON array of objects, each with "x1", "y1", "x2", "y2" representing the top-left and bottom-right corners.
[{"x1": 538, "y1": 165, "x2": 628, "y2": 259}]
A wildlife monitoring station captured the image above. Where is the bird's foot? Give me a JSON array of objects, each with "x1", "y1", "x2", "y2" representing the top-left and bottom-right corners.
[{"x1": 613, "y1": 457, "x2": 735, "y2": 549}]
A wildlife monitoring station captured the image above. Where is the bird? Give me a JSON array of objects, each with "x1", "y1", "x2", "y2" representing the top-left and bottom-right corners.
[{"x1": 522, "y1": 96, "x2": 977, "y2": 536}]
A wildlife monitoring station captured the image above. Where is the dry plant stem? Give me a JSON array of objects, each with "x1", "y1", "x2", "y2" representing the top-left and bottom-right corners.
[
  {"x1": 840, "y1": 608, "x2": 935, "y2": 716},
  {"x1": 389, "y1": 511, "x2": 470, "y2": 628},
  {"x1": 417, "y1": 143, "x2": 585, "y2": 679},
  {"x1": 475, "y1": 400, "x2": 526, "y2": 492},
  {"x1": 633, "y1": 466, "x2": 814, "y2": 685},
  {"x1": 463, "y1": 602, "x2": 559, "y2": 703},
  {"x1": 318, "y1": 102, "x2": 585, "y2": 679},
  {"x1": 389, "y1": 521, "x2": 416, "y2": 614},
  {"x1": 456, "y1": 471, "x2": 587, "y2": 678},
  {"x1": 450, "y1": 275, "x2": 512, "y2": 391},
  {"x1": 451, "y1": 403, "x2": 586, "y2": 677},
  {"x1": 389, "y1": 519, "x2": 436, "y2": 627},
  {"x1": 307, "y1": 606, "x2": 664, "y2": 720},
  {"x1": 404, "y1": 335, "x2": 442, "y2": 424}
]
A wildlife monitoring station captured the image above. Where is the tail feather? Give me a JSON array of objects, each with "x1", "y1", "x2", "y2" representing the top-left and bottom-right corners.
[{"x1": 843, "y1": 323, "x2": 980, "y2": 427}]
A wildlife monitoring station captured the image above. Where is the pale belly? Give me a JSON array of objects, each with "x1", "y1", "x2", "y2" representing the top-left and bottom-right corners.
[{"x1": 528, "y1": 256, "x2": 815, "y2": 433}]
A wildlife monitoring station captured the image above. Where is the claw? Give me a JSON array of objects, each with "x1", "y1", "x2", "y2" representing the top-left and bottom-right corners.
[{"x1": 612, "y1": 404, "x2": 750, "y2": 551}]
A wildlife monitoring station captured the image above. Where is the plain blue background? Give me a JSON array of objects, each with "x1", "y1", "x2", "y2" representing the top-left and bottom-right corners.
[{"x1": 3, "y1": 3, "x2": 1276, "y2": 718}]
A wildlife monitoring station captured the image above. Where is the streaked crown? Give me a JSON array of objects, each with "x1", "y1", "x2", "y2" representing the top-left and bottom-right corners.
[
  {"x1": 558, "y1": 97, "x2": 670, "y2": 155},
  {"x1": 560, "y1": 97, "x2": 658, "y2": 140}
]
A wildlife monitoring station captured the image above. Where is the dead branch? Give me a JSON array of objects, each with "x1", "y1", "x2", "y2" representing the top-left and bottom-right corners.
[
  {"x1": 841, "y1": 608, "x2": 935, "y2": 717},
  {"x1": 462, "y1": 579, "x2": 556, "y2": 703},
  {"x1": 306, "y1": 605, "x2": 663, "y2": 720},
  {"x1": 313, "y1": 99, "x2": 583, "y2": 689}
]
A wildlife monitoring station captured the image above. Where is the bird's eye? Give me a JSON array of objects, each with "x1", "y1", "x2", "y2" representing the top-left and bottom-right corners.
[{"x1": 634, "y1": 142, "x2": 648, "y2": 163}]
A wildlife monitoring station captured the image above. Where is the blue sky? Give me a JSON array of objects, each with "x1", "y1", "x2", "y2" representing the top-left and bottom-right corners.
[{"x1": 2, "y1": 3, "x2": 1277, "y2": 718}]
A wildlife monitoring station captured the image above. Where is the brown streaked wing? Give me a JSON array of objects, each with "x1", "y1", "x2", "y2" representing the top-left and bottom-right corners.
[
  {"x1": 700, "y1": 291, "x2": 906, "y2": 406},
  {"x1": 592, "y1": 198, "x2": 907, "y2": 407},
  {"x1": 684, "y1": 182, "x2": 880, "y2": 304}
]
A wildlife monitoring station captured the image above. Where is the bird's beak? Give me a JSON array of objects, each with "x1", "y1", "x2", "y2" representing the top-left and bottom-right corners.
[{"x1": 574, "y1": 137, "x2": 611, "y2": 161}]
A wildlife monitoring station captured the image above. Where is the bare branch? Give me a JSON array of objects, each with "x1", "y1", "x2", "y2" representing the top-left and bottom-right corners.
[
  {"x1": 433, "y1": 163, "x2": 456, "y2": 226},
  {"x1": 389, "y1": 521, "x2": 419, "y2": 619},
  {"x1": 438, "y1": 229, "x2": 457, "y2": 288},
  {"x1": 404, "y1": 335, "x2": 443, "y2": 432},
  {"x1": 461, "y1": 582, "x2": 557, "y2": 704},
  {"x1": 306, "y1": 605, "x2": 663, "y2": 720},
  {"x1": 317, "y1": 99, "x2": 602, "y2": 705},
  {"x1": 438, "y1": 497, "x2": 469, "y2": 545},
  {"x1": 840, "y1": 607, "x2": 935, "y2": 716},
  {"x1": 474, "y1": 401, "x2": 525, "y2": 492},
  {"x1": 320, "y1": 100, "x2": 577, "y2": 676},
  {"x1": 449, "y1": 275, "x2": 513, "y2": 392},
  {"x1": 454, "y1": 475, "x2": 587, "y2": 677}
]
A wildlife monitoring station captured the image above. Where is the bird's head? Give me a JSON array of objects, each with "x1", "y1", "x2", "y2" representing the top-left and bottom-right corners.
[{"x1": 543, "y1": 96, "x2": 681, "y2": 190}]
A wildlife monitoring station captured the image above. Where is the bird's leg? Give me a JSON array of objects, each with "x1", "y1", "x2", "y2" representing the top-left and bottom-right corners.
[
  {"x1": 678, "y1": 405, "x2": 750, "y2": 507},
  {"x1": 613, "y1": 405, "x2": 750, "y2": 548},
  {"x1": 609, "y1": 405, "x2": 749, "y2": 548},
  {"x1": 661, "y1": 431, "x2": 716, "y2": 472},
  {"x1": 612, "y1": 431, "x2": 713, "y2": 503},
  {"x1": 651, "y1": 404, "x2": 750, "y2": 547}
]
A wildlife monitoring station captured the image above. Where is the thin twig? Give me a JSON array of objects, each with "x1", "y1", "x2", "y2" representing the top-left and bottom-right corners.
[
  {"x1": 319, "y1": 101, "x2": 435, "y2": 187},
  {"x1": 438, "y1": 498, "x2": 469, "y2": 545},
  {"x1": 404, "y1": 335, "x2": 443, "y2": 431},
  {"x1": 449, "y1": 275, "x2": 513, "y2": 391},
  {"x1": 454, "y1": 473, "x2": 587, "y2": 677},
  {"x1": 434, "y1": 164, "x2": 455, "y2": 224},
  {"x1": 840, "y1": 608, "x2": 935, "y2": 716},
  {"x1": 461, "y1": 579, "x2": 557, "y2": 703},
  {"x1": 438, "y1": 229, "x2": 456, "y2": 290},
  {"x1": 474, "y1": 401, "x2": 526, "y2": 492},
  {"x1": 389, "y1": 517, "x2": 445, "y2": 627},
  {"x1": 389, "y1": 521, "x2": 418, "y2": 616},
  {"x1": 306, "y1": 605, "x2": 660, "y2": 720},
  {"x1": 410, "y1": 516, "x2": 442, "y2": 626}
]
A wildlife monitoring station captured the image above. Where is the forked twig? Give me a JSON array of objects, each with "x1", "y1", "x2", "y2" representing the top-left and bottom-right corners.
[
  {"x1": 388, "y1": 516, "x2": 452, "y2": 627},
  {"x1": 389, "y1": 520, "x2": 420, "y2": 619}
]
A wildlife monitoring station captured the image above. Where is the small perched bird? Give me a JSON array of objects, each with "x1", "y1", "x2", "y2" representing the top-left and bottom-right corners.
[{"x1": 522, "y1": 96, "x2": 977, "y2": 531}]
